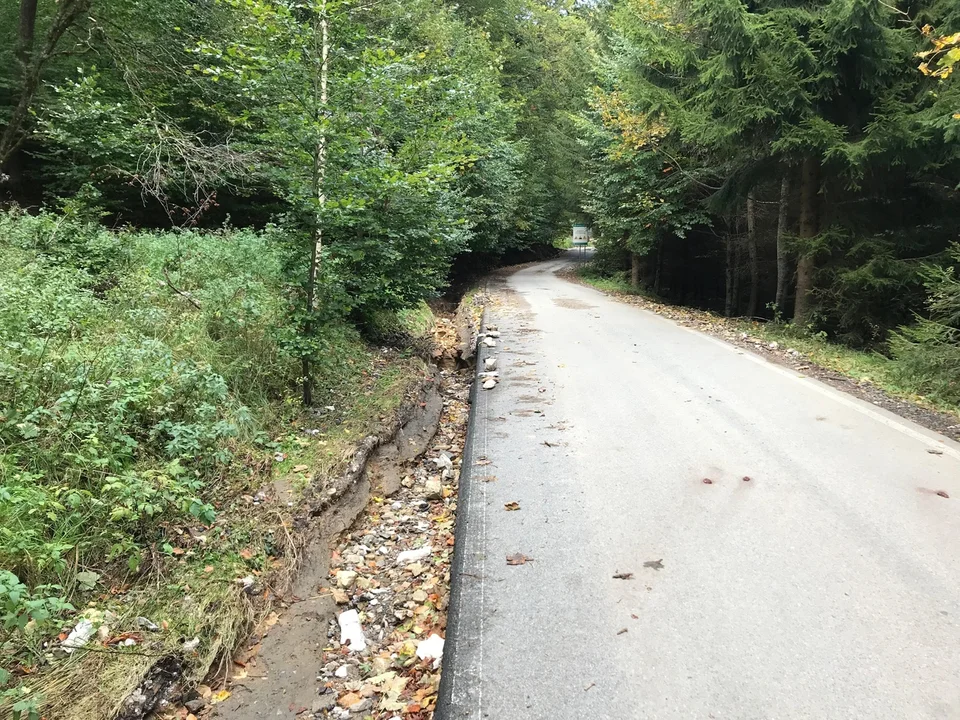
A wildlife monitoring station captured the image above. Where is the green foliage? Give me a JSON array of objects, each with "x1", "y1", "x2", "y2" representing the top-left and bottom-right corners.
[{"x1": 891, "y1": 246, "x2": 960, "y2": 404}]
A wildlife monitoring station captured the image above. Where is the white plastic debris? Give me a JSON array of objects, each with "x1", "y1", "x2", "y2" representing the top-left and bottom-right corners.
[
  {"x1": 433, "y1": 453, "x2": 453, "y2": 470},
  {"x1": 416, "y1": 633, "x2": 445, "y2": 664},
  {"x1": 335, "y1": 664, "x2": 349, "y2": 678},
  {"x1": 183, "y1": 636, "x2": 200, "y2": 652},
  {"x1": 136, "y1": 616, "x2": 159, "y2": 632},
  {"x1": 396, "y1": 545, "x2": 433, "y2": 565},
  {"x1": 338, "y1": 609, "x2": 367, "y2": 652},
  {"x1": 62, "y1": 619, "x2": 95, "y2": 653}
]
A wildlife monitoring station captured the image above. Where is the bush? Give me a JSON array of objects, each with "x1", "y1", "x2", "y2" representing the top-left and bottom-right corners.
[
  {"x1": 890, "y1": 246, "x2": 960, "y2": 405},
  {"x1": 0, "y1": 211, "x2": 302, "y2": 586}
]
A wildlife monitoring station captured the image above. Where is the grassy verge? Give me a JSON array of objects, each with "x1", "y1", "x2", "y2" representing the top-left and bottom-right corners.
[
  {"x1": 571, "y1": 265, "x2": 960, "y2": 419},
  {"x1": 0, "y1": 211, "x2": 430, "y2": 719}
]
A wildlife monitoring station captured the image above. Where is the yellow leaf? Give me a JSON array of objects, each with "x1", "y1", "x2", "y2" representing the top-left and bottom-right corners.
[{"x1": 210, "y1": 690, "x2": 231, "y2": 704}]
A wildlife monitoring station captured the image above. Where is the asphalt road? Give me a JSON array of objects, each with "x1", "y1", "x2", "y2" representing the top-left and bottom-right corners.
[{"x1": 438, "y1": 253, "x2": 960, "y2": 720}]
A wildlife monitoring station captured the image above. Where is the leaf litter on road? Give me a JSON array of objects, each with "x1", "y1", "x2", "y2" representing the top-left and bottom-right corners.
[
  {"x1": 504, "y1": 502, "x2": 520, "y2": 511},
  {"x1": 506, "y1": 553, "x2": 534, "y2": 566},
  {"x1": 612, "y1": 572, "x2": 633, "y2": 580}
]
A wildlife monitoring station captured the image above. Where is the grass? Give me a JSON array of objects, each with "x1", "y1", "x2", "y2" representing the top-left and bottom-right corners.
[{"x1": 572, "y1": 265, "x2": 960, "y2": 418}]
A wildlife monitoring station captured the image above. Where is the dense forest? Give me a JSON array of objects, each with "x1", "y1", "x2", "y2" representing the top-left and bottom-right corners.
[{"x1": 1, "y1": 0, "x2": 959, "y2": 717}]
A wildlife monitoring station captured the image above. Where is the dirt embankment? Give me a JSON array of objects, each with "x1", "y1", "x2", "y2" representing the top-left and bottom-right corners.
[{"x1": 161, "y1": 299, "x2": 484, "y2": 720}]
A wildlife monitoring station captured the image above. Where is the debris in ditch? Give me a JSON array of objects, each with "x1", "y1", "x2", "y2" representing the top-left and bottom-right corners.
[
  {"x1": 485, "y1": 357, "x2": 498, "y2": 371},
  {"x1": 506, "y1": 553, "x2": 534, "y2": 565},
  {"x1": 396, "y1": 545, "x2": 433, "y2": 564},
  {"x1": 338, "y1": 609, "x2": 367, "y2": 652},
  {"x1": 416, "y1": 633, "x2": 445, "y2": 664}
]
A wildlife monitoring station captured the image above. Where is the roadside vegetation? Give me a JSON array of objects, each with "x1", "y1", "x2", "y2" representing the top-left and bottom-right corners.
[{"x1": 578, "y1": 0, "x2": 960, "y2": 411}]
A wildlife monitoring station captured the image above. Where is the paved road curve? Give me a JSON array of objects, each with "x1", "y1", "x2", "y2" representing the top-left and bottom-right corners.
[{"x1": 438, "y1": 254, "x2": 960, "y2": 720}]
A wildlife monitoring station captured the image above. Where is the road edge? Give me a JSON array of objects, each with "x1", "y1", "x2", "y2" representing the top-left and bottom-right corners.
[{"x1": 434, "y1": 310, "x2": 488, "y2": 720}]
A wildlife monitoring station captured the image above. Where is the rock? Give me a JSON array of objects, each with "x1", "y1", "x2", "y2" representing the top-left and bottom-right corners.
[
  {"x1": 184, "y1": 699, "x2": 207, "y2": 713},
  {"x1": 312, "y1": 695, "x2": 336, "y2": 713},
  {"x1": 424, "y1": 478, "x2": 443, "y2": 500},
  {"x1": 397, "y1": 545, "x2": 432, "y2": 564},
  {"x1": 335, "y1": 664, "x2": 349, "y2": 678},
  {"x1": 484, "y1": 357, "x2": 498, "y2": 371},
  {"x1": 482, "y1": 379, "x2": 497, "y2": 390},
  {"x1": 344, "y1": 553, "x2": 363, "y2": 565},
  {"x1": 348, "y1": 698, "x2": 372, "y2": 713},
  {"x1": 486, "y1": 330, "x2": 501, "y2": 338},
  {"x1": 482, "y1": 336, "x2": 497, "y2": 348},
  {"x1": 768, "y1": 341, "x2": 780, "y2": 350},
  {"x1": 412, "y1": 589, "x2": 428, "y2": 602},
  {"x1": 335, "y1": 570, "x2": 358, "y2": 589},
  {"x1": 332, "y1": 588, "x2": 349, "y2": 604}
]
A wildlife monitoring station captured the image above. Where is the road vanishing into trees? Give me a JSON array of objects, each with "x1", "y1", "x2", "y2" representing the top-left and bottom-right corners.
[{"x1": 438, "y1": 252, "x2": 960, "y2": 720}]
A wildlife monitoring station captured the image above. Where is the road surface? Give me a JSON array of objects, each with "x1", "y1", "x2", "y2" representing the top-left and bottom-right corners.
[{"x1": 438, "y1": 253, "x2": 960, "y2": 720}]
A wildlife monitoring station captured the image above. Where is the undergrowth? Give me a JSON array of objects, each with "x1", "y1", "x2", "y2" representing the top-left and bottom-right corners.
[{"x1": 0, "y1": 210, "x2": 427, "y2": 718}]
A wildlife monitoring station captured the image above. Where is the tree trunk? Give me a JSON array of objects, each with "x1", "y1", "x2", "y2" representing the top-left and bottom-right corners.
[
  {"x1": 746, "y1": 191, "x2": 759, "y2": 317},
  {"x1": 302, "y1": 0, "x2": 330, "y2": 406},
  {"x1": 630, "y1": 251, "x2": 641, "y2": 289},
  {"x1": 725, "y1": 232, "x2": 734, "y2": 317},
  {"x1": 1, "y1": 0, "x2": 90, "y2": 173},
  {"x1": 17, "y1": 0, "x2": 39, "y2": 69},
  {"x1": 654, "y1": 239, "x2": 663, "y2": 295},
  {"x1": 775, "y1": 172, "x2": 791, "y2": 312},
  {"x1": 793, "y1": 156, "x2": 820, "y2": 326}
]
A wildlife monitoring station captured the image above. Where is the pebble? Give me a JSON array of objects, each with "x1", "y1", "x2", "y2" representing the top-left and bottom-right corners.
[
  {"x1": 482, "y1": 379, "x2": 497, "y2": 390},
  {"x1": 424, "y1": 478, "x2": 443, "y2": 500},
  {"x1": 335, "y1": 570, "x2": 358, "y2": 589}
]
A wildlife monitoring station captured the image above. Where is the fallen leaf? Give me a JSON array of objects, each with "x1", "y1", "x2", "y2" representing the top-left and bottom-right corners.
[
  {"x1": 210, "y1": 690, "x2": 231, "y2": 704},
  {"x1": 338, "y1": 692, "x2": 362, "y2": 708},
  {"x1": 480, "y1": 475, "x2": 497, "y2": 483},
  {"x1": 475, "y1": 459, "x2": 492, "y2": 466},
  {"x1": 631, "y1": 614, "x2": 639, "y2": 619},
  {"x1": 204, "y1": 565, "x2": 214, "y2": 573},
  {"x1": 292, "y1": 464, "x2": 309, "y2": 472},
  {"x1": 506, "y1": 553, "x2": 533, "y2": 566},
  {"x1": 643, "y1": 559, "x2": 664, "y2": 571},
  {"x1": 937, "y1": 490, "x2": 950, "y2": 498},
  {"x1": 239, "y1": 548, "x2": 254, "y2": 560},
  {"x1": 617, "y1": 628, "x2": 628, "y2": 635},
  {"x1": 542, "y1": 440, "x2": 557, "y2": 447},
  {"x1": 702, "y1": 478, "x2": 713, "y2": 485},
  {"x1": 504, "y1": 501, "x2": 520, "y2": 511},
  {"x1": 612, "y1": 572, "x2": 633, "y2": 580}
]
